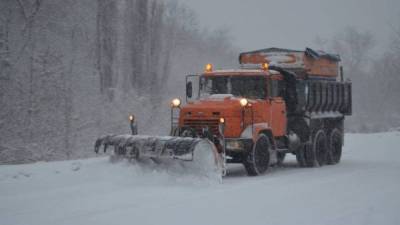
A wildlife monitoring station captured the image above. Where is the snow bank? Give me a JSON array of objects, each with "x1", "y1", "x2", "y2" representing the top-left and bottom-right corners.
[{"x1": 0, "y1": 157, "x2": 221, "y2": 188}]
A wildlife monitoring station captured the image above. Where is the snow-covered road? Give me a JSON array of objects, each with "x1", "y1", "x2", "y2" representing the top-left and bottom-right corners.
[{"x1": 1, "y1": 132, "x2": 400, "y2": 225}]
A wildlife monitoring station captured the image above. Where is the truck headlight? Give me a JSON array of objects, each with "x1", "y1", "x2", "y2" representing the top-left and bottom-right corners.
[
  {"x1": 171, "y1": 98, "x2": 181, "y2": 108},
  {"x1": 240, "y1": 98, "x2": 248, "y2": 107},
  {"x1": 226, "y1": 140, "x2": 244, "y2": 150}
]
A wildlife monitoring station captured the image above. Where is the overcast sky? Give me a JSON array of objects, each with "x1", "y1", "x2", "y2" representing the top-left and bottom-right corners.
[{"x1": 181, "y1": 0, "x2": 400, "y2": 52}]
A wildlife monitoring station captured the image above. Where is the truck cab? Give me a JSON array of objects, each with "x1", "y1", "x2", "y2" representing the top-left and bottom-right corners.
[
  {"x1": 183, "y1": 66, "x2": 287, "y2": 138},
  {"x1": 171, "y1": 64, "x2": 288, "y2": 175}
]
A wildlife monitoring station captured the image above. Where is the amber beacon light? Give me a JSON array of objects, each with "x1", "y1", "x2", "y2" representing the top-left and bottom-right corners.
[
  {"x1": 205, "y1": 63, "x2": 213, "y2": 72},
  {"x1": 261, "y1": 62, "x2": 269, "y2": 71}
]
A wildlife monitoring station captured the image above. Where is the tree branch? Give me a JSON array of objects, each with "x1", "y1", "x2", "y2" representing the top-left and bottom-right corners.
[{"x1": 15, "y1": 0, "x2": 28, "y2": 21}]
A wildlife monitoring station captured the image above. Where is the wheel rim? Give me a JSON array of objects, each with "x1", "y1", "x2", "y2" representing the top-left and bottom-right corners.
[{"x1": 312, "y1": 130, "x2": 327, "y2": 166}]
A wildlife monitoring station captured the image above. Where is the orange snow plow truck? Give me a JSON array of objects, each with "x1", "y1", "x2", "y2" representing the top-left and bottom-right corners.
[{"x1": 95, "y1": 48, "x2": 352, "y2": 176}]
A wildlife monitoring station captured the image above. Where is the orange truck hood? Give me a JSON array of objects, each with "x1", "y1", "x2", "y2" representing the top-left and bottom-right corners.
[
  {"x1": 178, "y1": 95, "x2": 258, "y2": 138},
  {"x1": 180, "y1": 95, "x2": 244, "y2": 117}
]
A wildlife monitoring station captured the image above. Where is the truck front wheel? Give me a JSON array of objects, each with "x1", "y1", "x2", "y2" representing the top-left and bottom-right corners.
[{"x1": 243, "y1": 134, "x2": 270, "y2": 176}]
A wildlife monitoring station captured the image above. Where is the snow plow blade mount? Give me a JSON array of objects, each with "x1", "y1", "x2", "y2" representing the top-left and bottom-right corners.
[{"x1": 94, "y1": 134, "x2": 223, "y2": 177}]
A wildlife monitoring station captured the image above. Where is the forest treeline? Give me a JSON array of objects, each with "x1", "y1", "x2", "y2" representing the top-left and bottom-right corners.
[
  {"x1": 0, "y1": 0, "x2": 399, "y2": 164},
  {"x1": 0, "y1": 0, "x2": 236, "y2": 163},
  {"x1": 314, "y1": 26, "x2": 400, "y2": 132}
]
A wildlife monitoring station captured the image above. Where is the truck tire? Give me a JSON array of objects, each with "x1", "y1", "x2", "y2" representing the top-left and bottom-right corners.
[
  {"x1": 298, "y1": 130, "x2": 327, "y2": 167},
  {"x1": 309, "y1": 129, "x2": 328, "y2": 167},
  {"x1": 243, "y1": 134, "x2": 270, "y2": 176},
  {"x1": 326, "y1": 128, "x2": 342, "y2": 165}
]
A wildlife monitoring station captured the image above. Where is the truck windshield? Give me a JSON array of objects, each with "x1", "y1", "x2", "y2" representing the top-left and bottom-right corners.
[{"x1": 200, "y1": 76, "x2": 267, "y2": 99}]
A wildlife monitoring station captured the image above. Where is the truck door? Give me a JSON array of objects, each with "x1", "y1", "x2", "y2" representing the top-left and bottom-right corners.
[{"x1": 269, "y1": 78, "x2": 287, "y2": 136}]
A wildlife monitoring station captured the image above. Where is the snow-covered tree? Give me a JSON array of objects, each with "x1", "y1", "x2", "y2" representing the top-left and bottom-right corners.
[{"x1": 0, "y1": 0, "x2": 237, "y2": 163}]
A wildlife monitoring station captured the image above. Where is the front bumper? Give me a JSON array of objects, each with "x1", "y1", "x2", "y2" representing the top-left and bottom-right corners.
[{"x1": 224, "y1": 138, "x2": 253, "y2": 163}]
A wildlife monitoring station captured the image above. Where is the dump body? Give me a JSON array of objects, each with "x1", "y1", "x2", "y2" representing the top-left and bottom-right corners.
[
  {"x1": 239, "y1": 47, "x2": 341, "y2": 80},
  {"x1": 239, "y1": 48, "x2": 351, "y2": 115}
]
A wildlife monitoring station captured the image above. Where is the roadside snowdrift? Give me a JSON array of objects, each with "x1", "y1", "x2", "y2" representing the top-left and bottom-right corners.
[{"x1": 1, "y1": 132, "x2": 400, "y2": 225}]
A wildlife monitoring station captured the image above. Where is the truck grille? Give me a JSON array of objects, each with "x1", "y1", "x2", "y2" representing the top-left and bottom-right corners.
[{"x1": 183, "y1": 119, "x2": 220, "y2": 135}]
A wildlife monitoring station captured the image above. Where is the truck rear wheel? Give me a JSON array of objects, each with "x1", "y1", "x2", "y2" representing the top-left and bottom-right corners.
[
  {"x1": 326, "y1": 128, "x2": 342, "y2": 164},
  {"x1": 297, "y1": 130, "x2": 328, "y2": 167},
  {"x1": 309, "y1": 129, "x2": 328, "y2": 167},
  {"x1": 243, "y1": 134, "x2": 270, "y2": 176}
]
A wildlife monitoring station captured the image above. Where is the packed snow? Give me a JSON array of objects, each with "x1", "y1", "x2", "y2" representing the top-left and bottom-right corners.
[{"x1": 1, "y1": 132, "x2": 400, "y2": 225}]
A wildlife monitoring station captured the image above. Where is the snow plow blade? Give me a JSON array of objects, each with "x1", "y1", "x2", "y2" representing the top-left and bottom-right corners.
[{"x1": 94, "y1": 134, "x2": 223, "y2": 178}]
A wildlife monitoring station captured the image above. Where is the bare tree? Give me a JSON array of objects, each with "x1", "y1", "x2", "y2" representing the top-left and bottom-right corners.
[
  {"x1": 96, "y1": 0, "x2": 117, "y2": 100},
  {"x1": 316, "y1": 27, "x2": 377, "y2": 131},
  {"x1": 373, "y1": 20, "x2": 400, "y2": 126},
  {"x1": 0, "y1": 4, "x2": 11, "y2": 81},
  {"x1": 1, "y1": 0, "x2": 239, "y2": 163},
  {"x1": 331, "y1": 27, "x2": 375, "y2": 73}
]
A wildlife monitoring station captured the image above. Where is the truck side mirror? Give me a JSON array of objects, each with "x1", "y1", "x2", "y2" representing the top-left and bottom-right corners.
[{"x1": 186, "y1": 81, "x2": 193, "y2": 98}]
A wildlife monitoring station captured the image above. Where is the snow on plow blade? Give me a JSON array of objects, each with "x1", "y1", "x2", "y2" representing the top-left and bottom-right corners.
[{"x1": 94, "y1": 135, "x2": 223, "y2": 179}]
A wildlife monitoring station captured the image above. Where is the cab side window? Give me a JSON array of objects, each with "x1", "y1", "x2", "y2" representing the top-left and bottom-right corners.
[
  {"x1": 270, "y1": 79, "x2": 285, "y2": 98},
  {"x1": 270, "y1": 80, "x2": 278, "y2": 97}
]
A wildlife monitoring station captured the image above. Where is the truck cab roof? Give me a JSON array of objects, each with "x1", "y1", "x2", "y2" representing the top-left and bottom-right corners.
[{"x1": 203, "y1": 69, "x2": 281, "y2": 77}]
